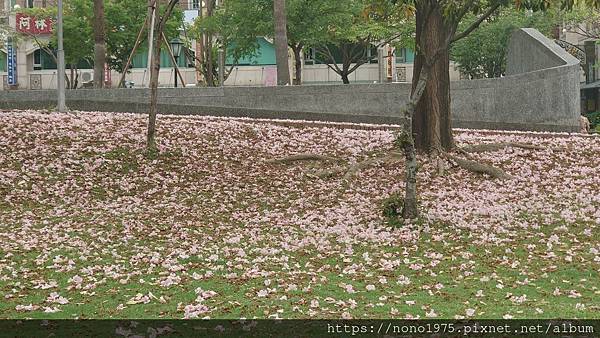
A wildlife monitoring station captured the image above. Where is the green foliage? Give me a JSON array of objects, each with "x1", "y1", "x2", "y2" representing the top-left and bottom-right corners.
[
  {"x1": 187, "y1": 0, "x2": 269, "y2": 74},
  {"x1": 393, "y1": 0, "x2": 600, "y2": 43},
  {"x1": 315, "y1": 0, "x2": 407, "y2": 50},
  {"x1": 19, "y1": 1, "x2": 93, "y2": 67},
  {"x1": 286, "y1": 0, "x2": 337, "y2": 48},
  {"x1": 106, "y1": 0, "x2": 183, "y2": 73},
  {"x1": 16, "y1": 6, "x2": 55, "y2": 19},
  {"x1": 451, "y1": 7, "x2": 555, "y2": 79},
  {"x1": 55, "y1": 0, "x2": 93, "y2": 67},
  {"x1": 17, "y1": 0, "x2": 183, "y2": 72},
  {"x1": 304, "y1": 0, "x2": 414, "y2": 82},
  {"x1": 585, "y1": 111, "x2": 600, "y2": 131},
  {"x1": 382, "y1": 192, "x2": 404, "y2": 227},
  {"x1": 551, "y1": 1, "x2": 600, "y2": 39},
  {"x1": 186, "y1": 0, "x2": 412, "y2": 83}
]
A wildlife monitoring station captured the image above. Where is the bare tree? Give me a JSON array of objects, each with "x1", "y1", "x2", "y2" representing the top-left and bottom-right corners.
[
  {"x1": 273, "y1": 0, "x2": 290, "y2": 85},
  {"x1": 93, "y1": 0, "x2": 106, "y2": 88},
  {"x1": 147, "y1": 0, "x2": 180, "y2": 151}
]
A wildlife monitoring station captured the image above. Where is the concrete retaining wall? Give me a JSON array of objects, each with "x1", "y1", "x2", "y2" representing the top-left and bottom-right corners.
[{"x1": 0, "y1": 29, "x2": 581, "y2": 132}]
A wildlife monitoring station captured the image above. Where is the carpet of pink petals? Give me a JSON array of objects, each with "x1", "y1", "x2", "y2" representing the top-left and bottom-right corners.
[{"x1": 0, "y1": 110, "x2": 599, "y2": 319}]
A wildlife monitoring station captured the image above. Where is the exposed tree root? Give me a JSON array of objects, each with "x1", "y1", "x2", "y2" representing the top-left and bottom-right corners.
[
  {"x1": 310, "y1": 166, "x2": 347, "y2": 179},
  {"x1": 268, "y1": 152, "x2": 404, "y2": 180},
  {"x1": 266, "y1": 153, "x2": 342, "y2": 164},
  {"x1": 342, "y1": 152, "x2": 403, "y2": 181},
  {"x1": 436, "y1": 156, "x2": 445, "y2": 176},
  {"x1": 443, "y1": 153, "x2": 513, "y2": 180},
  {"x1": 460, "y1": 142, "x2": 545, "y2": 153},
  {"x1": 268, "y1": 146, "x2": 516, "y2": 182},
  {"x1": 456, "y1": 147, "x2": 476, "y2": 161}
]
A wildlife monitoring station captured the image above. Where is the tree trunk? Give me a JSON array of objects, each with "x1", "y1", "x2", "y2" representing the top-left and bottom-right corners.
[
  {"x1": 93, "y1": 0, "x2": 106, "y2": 88},
  {"x1": 400, "y1": 63, "x2": 429, "y2": 220},
  {"x1": 292, "y1": 44, "x2": 302, "y2": 85},
  {"x1": 401, "y1": 108, "x2": 418, "y2": 219},
  {"x1": 340, "y1": 62, "x2": 352, "y2": 84},
  {"x1": 147, "y1": 0, "x2": 179, "y2": 151},
  {"x1": 148, "y1": 37, "x2": 160, "y2": 150},
  {"x1": 196, "y1": 0, "x2": 204, "y2": 86},
  {"x1": 70, "y1": 66, "x2": 75, "y2": 89},
  {"x1": 274, "y1": 0, "x2": 290, "y2": 85},
  {"x1": 341, "y1": 72, "x2": 350, "y2": 84},
  {"x1": 64, "y1": 70, "x2": 71, "y2": 89},
  {"x1": 205, "y1": 0, "x2": 214, "y2": 87},
  {"x1": 412, "y1": 5, "x2": 454, "y2": 153},
  {"x1": 74, "y1": 65, "x2": 79, "y2": 89}
]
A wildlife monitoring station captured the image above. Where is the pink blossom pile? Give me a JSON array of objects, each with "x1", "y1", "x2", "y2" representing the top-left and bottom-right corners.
[{"x1": 0, "y1": 110, "x2": 598, "y2": 319}]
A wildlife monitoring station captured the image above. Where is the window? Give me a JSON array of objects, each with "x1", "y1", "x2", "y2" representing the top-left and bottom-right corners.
[
  {"x1": 368, "y1": 47, "x2": 378, "y2": 64},
  {"x1": 186, "y1": 50, "x2": 195, "y2": 68},
  {"x1": 304, "y1": 48, "x2": 316, "y2": 65},
  {"x1": 396, "y1": 48, "x2": 406, "y2": 63},
  {"x1": 368, "y1": 48, "x2": 373, "y2": 63},
  {"x1": 33, "y1": 49, "x2": 42, "y2": 70},
  {"x1": 25, "y1": 0, "x2": 34, "y2": 8},
  {"x1": 31, "y1": 49, "x2": 57, "y2": 70},
  {"x1": 0, "y1": 52, "x2": 6, "y2": 72},
  {"x1": 191, "y1": 0, "x2": 200, "y2": 9}
]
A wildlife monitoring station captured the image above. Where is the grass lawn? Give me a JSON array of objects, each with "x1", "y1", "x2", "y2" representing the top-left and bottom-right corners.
[{"x1": 0, "y1": 110, "x2": 599, "y2": 320}]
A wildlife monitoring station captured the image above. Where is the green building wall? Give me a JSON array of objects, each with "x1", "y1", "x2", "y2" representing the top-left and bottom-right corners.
[
  {"x1": 131, "y1": 49, "x2": 188, "y2": 68},
  {"x1": 7, "y1": 41, "x2": 415, "y2": 74},
  {"x1": 227, "y1": 38, "x2": 276, "y2": 66},
  {"x1": 396, "y1": 48, "x2": 415, "y2": 64}
]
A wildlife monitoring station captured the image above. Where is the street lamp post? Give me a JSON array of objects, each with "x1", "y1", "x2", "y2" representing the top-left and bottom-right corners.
[
  {"x1": 57, "y1": 0, "x2": 66, "y2": 111},
  {"x1": 170, "y1": 37, "x2": 183, "y2": 88}
]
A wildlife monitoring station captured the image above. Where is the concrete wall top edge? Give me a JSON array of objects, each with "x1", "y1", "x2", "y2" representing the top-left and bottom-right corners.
[
  {"x1": 453, "y1": 64, "x2": 580, "y2": 90},
  {"x1": 507, "y1": 28, "x2": 581, "y2": 75},
  {"x1": 518, "y1": 28, "x2": 580, "y2": 67},
  {"x1": 0, "y1": 83, "x2": 415, "y2": 99}
]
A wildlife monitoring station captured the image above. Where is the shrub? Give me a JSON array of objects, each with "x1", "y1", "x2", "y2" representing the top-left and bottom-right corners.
[
  {"x1": 382, "y1": 193, "x2": 404, "y2": 228},
  {"x1": 585, "y1": 111, "x2": 600, "y2": 131}
]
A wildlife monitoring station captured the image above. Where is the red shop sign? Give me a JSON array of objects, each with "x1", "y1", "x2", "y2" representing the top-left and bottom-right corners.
[{"x1": 16, "y1": 13, "x2": 53, "y2": 35}]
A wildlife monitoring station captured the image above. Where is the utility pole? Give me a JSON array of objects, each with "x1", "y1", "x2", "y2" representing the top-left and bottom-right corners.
[
  {"x1": 57, "y1": 0, "x2": 66, "y2": 112},
  {"x1": 146, "y1": 0, "x2": 156, "y2": 88}
]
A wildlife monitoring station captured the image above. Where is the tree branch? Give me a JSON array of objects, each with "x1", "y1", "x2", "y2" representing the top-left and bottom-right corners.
[
  {"x1": 451, "y1": 4, "x2": 501, "y2": 44},
  {"x1": 315, "y1": 46, "x2": 343, "y2": 75}
]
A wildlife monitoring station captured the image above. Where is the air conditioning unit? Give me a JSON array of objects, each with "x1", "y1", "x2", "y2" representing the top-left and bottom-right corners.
[
  {"x1": 81, "y1": 71, "x2": 93, "y2": 88},
  {"x1": 81, "y1": 71, "x2": 92, "y2": 82}
]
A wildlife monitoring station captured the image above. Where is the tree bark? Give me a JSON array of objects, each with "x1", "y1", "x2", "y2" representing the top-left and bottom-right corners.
[
  {"x1": 412, "y1": 4, "x2": 454, "y2": 153},
  {"x1": 74, "y1": 65, "x2": 79, "y2": 89},
  {"x1": 340, "y1": 73, "x2": 350, "y2": 84},
  {"x1": 205, "y1": 0, "x2": 214, "y2": 87},
  {"x1": 148, "y1": 39, "x2": 160, "y2": 150},
  {"x1": 93, "y1": 0, "x2": 106, "y2": 88},
  {"x1": 147, "y1": 0, "x2": 179, "y2": 151},
  {"x1": 399, "y1": 64, "x2": 429, "y2": 220},
  {"x1": 291, "y1": 44, "x2": 302, "y2": 85},
  {"x1": 69, "y1": 66, "x2": 75, "y2": 89},
  {"x1": 274, "y1": 0, "x2": 290, "y2": 85}
]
